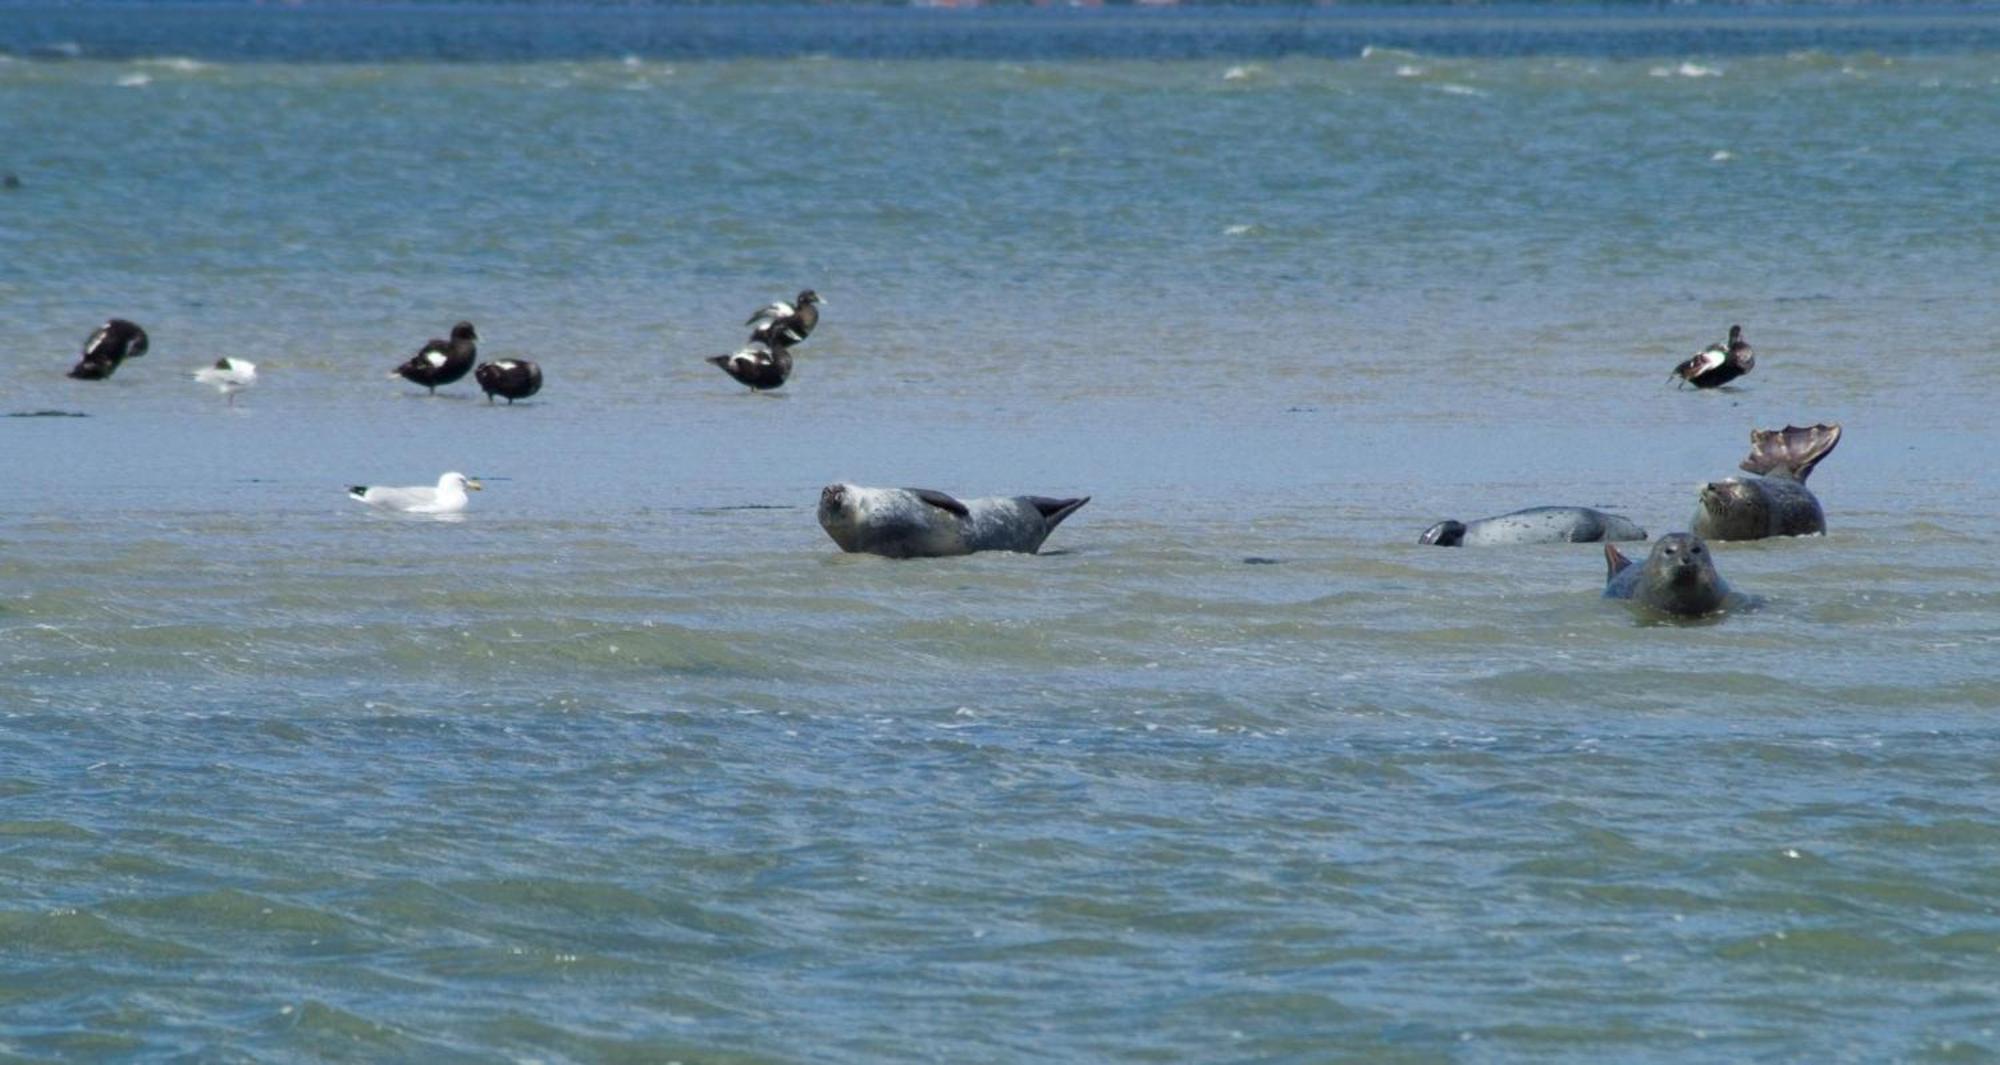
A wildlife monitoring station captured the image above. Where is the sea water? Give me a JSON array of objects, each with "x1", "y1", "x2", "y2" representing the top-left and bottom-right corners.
[{"x1": 4, "y1": 6, "x2": 2000, "y2": 1060}]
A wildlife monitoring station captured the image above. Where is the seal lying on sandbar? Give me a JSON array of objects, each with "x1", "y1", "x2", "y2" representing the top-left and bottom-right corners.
[
  {"x1": 1603, "y1": 533, "x2": 1732, "y2": 617},
  {"x1": 1691, "y1": 423, "x2": 1841, "y2": 541},
  {"x1": 1420, "y1": 506, "x2": 1647, "y2": 547},
  {"x1": 817, "y1": 484, "x2": 1089, "y2": 559}
]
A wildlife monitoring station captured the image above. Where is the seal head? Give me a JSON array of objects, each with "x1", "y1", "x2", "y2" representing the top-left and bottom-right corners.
[
  {"x1": 1419, "y1": 520, "x2": 1468, "y2": 546},
  {"x1": 1603, "y1": 533, "x2": 1731, "y2": 617}
]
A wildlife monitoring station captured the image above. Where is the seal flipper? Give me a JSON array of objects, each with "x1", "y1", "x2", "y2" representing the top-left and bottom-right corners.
[
  {"x1": 1027, "y1": 496, "x2": 1089, "y2": 530},
  {"x1": 907, "y1": 489, "x2": 970, "y2": 518},
  {"x1": 1740, "y1": 423, "x2": 1841, "y2": 482},
  {"x1": 1604, "y1": 542, "x2": 1634, "y2": 582}
]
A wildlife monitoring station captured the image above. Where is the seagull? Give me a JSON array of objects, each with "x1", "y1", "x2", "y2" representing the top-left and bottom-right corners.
[
  {"x1": 746, "y1": 290, "x2": 822, "y2": 347},
  {"x1": 706, "y1": 340, "x2": 792, "y2": 392},
  {"x1": 67, "y1": 318, "x2": 149, "y2": 380},
  {"x1": 193, "y1": 357, "x2": 257, "y2": 405},
  {"x1": 347, "y1": 472, "x2": 482, "y2": 514},
  {"x1": 390, "y1": 321, "x2": 478, "y2": 394},
  {"x1": 474, "y1": 359, "x2": 542, "y2": 404},
  {"x1": 1671, "y1": 324, "x2": 1755, "y2": 389}
]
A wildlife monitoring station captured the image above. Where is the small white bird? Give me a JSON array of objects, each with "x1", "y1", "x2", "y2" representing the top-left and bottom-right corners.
[
  {"x1": 347, "y1": 471, "x2": 482, "y2": 515},
  {"x1": 193, "y1": 357, "x2": 257, "y2": 405}
]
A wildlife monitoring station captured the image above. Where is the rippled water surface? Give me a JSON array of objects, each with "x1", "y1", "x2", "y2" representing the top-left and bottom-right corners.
[{"x1": 5, "y1": 6, "x2": 2000, "y2": 1061}]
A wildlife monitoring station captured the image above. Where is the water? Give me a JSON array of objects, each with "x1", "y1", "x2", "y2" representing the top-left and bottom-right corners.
[{"x1": 5, "y1": 5, "x2": 2000, "y2": 1060}]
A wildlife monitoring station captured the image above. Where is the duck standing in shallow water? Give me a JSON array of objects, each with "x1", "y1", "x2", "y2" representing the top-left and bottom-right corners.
[
  {"x1": 390, "y1": 321, "x2": 477, "y2": 395},
  {"x1": 1670, "y1": 324, "x2": 1754, "y2": 389},
  {"x1": 193, "y1": 357, "x2": 257, "y2": 405},
  {"x1": 474, "y1": 359, "x2": 542, "y2": 404},
  {"x1": 746, "y1": 290, "x2": 822, "y2": 347},
  {"x1": 707, "y1": 340, "x2": 793, "y2": 392},
  {"x1": 67, "y1": 318, "x2": 149, "y2": 380}
]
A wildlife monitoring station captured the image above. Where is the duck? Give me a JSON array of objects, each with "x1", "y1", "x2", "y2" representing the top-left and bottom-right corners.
[
  {"x1": 67, "y1": 318, "x2": 149, "y2": 380},
  {"x1": 390, "y1": 321, "x2": 478, "y2": 394},
  {"x1": 347, "y1": 471, "x2": 482, "y2": 515},
  {"x1": 192, "y1": 357, "x2": 257, "y2": 405},
  {"x1": 1671, "y1": 324, "x2": 1754, "y2": 389},
  {"x1": 746, "y1": 290, "x2": 822, "y2": 347},
  {"x1": 707, "y1": 340, "x2": 793, "y2": 392},
  {"x1": 474, "y1": 359, "x2": 542, "y2": 404}
]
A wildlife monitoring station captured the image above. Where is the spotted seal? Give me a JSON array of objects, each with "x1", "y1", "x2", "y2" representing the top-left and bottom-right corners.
[
  {"x1": 1691, "y1": 423, "x2": 1840, "y2": 541},
  {"x1": 1420, "y1": 506, "x2": 1647, "y2": 547},
  {"x1": 817, "y1": 484, "x2": 1089, "y2": 559},
  {"x1": 1602, "y1": 533, "x2": 1733, "y2": 617}
]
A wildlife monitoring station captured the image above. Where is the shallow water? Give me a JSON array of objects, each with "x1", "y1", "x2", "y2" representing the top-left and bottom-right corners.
[{"x1": 5, "y1": 6, "x2": 2000, "y2": 1061}]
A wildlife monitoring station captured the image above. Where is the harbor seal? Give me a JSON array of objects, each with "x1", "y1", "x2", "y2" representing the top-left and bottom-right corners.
[
  {"x1": 1691, "y1": 423, "x2": 1840, "y2": 541},
  {"x1": 1420, "y1": 506, "x2": 1647, "y2": 547},
  {"x1": 817, "y1": 484, "x2": 1089, "y2": 559},
  {"x1": 1602, "y1": 533, "x2": 1733, "y2": 617}
]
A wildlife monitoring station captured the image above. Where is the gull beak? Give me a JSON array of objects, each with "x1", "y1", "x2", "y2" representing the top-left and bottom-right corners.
[{"x1": 467, "y1": 479, "x2": 484, "y2": 492}]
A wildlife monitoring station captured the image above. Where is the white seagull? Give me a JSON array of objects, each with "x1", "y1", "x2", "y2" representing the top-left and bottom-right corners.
[
  {"x1": 193, "y1": 357, "x2": 257, "y2": 405},
  {"x1": 347, "y1": 471, "x2": 482, "y2": 515}
]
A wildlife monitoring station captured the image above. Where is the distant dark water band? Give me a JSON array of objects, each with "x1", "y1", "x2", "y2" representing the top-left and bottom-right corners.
[{"x1": 7, "y1": 4, "x2": 2000, "y2": 62}]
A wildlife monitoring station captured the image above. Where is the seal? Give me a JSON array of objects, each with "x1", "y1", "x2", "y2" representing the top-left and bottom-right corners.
[
  {"x1": 1602, "y1": 533, "x2": 1732, "y2": 617},
  {"x1": 1420, "y1": 506, "x2": 1647, "y2": 547},
  {"x1": 1690, "y1": 423, "x2": 1840, "y2": 541},
  {"x1": 817, "y1": 483, "x2": 1089, "y2": 559}
]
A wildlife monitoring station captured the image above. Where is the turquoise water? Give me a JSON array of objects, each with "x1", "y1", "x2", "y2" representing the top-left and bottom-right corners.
[{"x1": 5, "y1": 6, "x2": 2000, "y2": 1060}]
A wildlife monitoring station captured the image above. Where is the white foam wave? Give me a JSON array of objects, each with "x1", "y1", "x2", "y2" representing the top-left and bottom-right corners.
[
  {"x1": 116, "y1": 73, "x2": 152, "y2": 88},
  {"x1": 1650, "y1": 62, "x2": 1720, "y2": 78},
  {"x1": 138, "y1": 57, "x2": 210, "y2": 72}
]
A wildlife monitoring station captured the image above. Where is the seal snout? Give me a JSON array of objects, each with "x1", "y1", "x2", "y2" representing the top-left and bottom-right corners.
[{"x1": 820, "y1": 484, "x2": 848, "y2": 511}]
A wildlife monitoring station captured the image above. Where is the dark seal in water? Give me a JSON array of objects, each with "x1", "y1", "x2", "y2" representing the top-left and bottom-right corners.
[
  {"x1": 1603, "y1": 533, "x2": 1733, "y2": 617},
  {"x1": 1691, "y1": 423, "x2": 1841, "y2": 541}
]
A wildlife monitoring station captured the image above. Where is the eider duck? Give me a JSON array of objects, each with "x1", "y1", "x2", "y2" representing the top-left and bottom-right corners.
[
  {"x1": 67, "y1": 318, "x2": 149, "y2": 380},
  {"x1": 193, "y1": 357, "x2": 257, "y2": 405},
  {"x1": 390, "y1": 321, "x2": 477, "y2": 394},
  {"x1": 348, "y1": 471, "x2": 482, "y2": 514},
  {"x1": 746, "y1": 290, "x2": 822, "y2": 347},
  {"x1": 1671, "y1": 324, "x2": 1754, "y2": 389},
  {"x1": 474, "y1": 359, "x2": 542, "y2": 404},
  {"x1": 706, "y1": 340, "x2": 792, "y2": 392}
]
